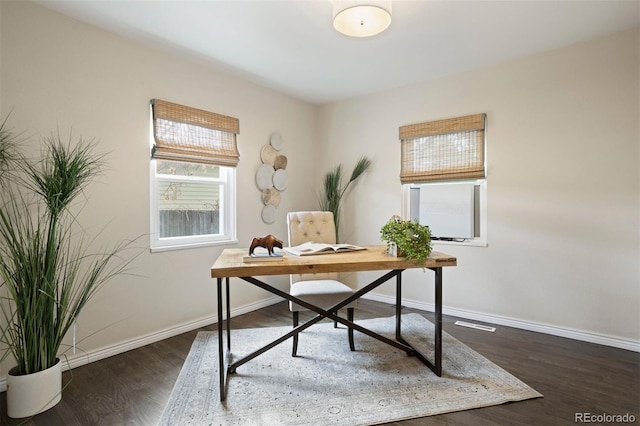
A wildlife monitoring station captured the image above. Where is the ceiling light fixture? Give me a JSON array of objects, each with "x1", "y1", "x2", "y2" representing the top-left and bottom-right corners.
[{"x1": 332, "y1": 1, "x2": 392, "y2": 38}]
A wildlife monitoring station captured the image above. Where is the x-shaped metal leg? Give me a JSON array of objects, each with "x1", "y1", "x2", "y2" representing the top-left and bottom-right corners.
[{"x1": 217, "y1": 267, "x2": 443, "y2": 401}]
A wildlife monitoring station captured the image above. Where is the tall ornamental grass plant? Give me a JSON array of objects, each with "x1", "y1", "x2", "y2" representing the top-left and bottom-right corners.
[
  {"x1": 318, "y1": 156, "x2": 372, "y2": 243},
  {"x1": 0, "y1": 120, "x2": 136, "y2": 376}
]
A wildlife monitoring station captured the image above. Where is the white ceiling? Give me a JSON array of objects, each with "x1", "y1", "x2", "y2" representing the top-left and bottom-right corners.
[{"x1": 34, "y1": 0, "x2": 639, "y2": 105}]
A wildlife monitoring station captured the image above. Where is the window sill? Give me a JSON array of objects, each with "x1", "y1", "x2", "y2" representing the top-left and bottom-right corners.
[
  {"x1": 150, "y1": 238, "x2": 239, "y2": 253},
  {"x1": 432, "y1": 239, "x2": 487, "y2": 248}
]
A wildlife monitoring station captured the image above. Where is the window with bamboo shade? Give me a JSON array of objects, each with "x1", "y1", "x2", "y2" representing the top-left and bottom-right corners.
[
  {"x1": 151, "y1": 99, "x2": 240, "y2": 166},
  {"x1": 399, "y1": 113, "x2": 486, "y2": 184},
  {"x1": 399, "y1": 113, "x2": 488, "y2": 247},
  {"x1": 149, "y1": 99, "x2": 238, "y2": 251}
]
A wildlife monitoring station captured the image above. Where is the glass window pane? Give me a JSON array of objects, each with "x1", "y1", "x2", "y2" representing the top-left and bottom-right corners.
[
  {"x1": 157, "y1": 180, "x2": 221, "y2": 238},
  {"x1": 156, "y1": 159, "x2": 220, "y2": 179}
]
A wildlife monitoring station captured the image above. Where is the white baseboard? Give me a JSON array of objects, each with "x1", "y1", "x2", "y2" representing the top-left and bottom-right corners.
[
  {"x1": 362, "y1": 293, "x2": 640, "y2": 353},
  {"x1": 0, "y1": 295, "x2": 282, "y2": 392},
  {"x1": 3, "y1": 293, "x2": 637, "y2": 392}
]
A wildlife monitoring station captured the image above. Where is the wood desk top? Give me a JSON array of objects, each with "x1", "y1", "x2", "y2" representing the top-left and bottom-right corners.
[{"x1": 211, "y1": 245, "x2": 457, "y2": 278}]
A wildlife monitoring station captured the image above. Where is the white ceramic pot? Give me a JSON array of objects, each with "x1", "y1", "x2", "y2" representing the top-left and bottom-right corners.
[
  {"x1": 388, "y1": 243, "x2": 406, "y2": 257},
  {"x1": 6, "y1": 358, "x2": 62, "y2": 418}
]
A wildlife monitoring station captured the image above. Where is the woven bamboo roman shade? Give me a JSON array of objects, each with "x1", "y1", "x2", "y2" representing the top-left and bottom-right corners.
[
  {"x1": 151, "y1": 99, "x2": 240, "y2": 167},
  {"x1": 399, "y1": 113, "x2": 486, "y2": 183}
]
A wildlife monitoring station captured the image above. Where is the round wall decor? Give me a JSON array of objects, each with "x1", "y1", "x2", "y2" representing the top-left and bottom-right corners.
[
  {"x1": 262, "y1": 188, "x2": 281, "y2": 207},
  {"x1": 274, "y1": 155, "x2": 288, "y2": 170},
  {"x1": 260, "y1": 145, "x2": 278, "y2": 166},
  {"x1": 256, "y1": 132, "x2": 287, "y2": 224},
  {"x1": 273, "y1": 168, "x2": 288, "y2": 191},
  {"x1": 256, "y1": 163, "x2": 275, "y2": 190},
  {"x1": 261, "y1": 204, "x2": 277, "y2": 224},
  {"x1": 270, "y1": 132, "x2": 283, "y2": 151}
]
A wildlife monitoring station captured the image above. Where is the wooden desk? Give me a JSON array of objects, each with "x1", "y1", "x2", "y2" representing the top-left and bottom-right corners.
[{"x1": 211, "y1": 245, "x2": 457, "y2": 401}]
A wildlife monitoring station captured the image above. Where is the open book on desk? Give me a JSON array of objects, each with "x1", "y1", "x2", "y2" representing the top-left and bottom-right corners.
[{"x1": 284, "y1": 242, "x2": 367, "y2": 256}]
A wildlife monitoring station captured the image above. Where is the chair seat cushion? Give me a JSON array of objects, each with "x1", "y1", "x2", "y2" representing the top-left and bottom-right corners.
[{"x1": 289, "y1": 279, "x2": 357, "y2": 312}]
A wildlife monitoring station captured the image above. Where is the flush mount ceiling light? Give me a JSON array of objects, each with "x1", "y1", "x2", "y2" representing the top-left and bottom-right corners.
[{"x1": 333, "y1": 1, "x2": 392, "y2": 38}]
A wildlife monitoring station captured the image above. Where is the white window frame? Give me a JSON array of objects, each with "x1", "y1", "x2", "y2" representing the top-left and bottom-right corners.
[
  {"x1": 402, "y1": 179, "x2": 487, "y2": 247},
  {"x1": 399, "y1": 113, "x2": 488, "y2": 248},
  {"x1": 149, "y1": 160, "x2": 237, "y2": 252}
]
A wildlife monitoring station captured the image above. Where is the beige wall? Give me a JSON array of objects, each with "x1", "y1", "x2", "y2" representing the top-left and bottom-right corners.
[
  {"x1": 0, "y1": 1, "x2": 319, "y2": 376},
  {"x1": 0, "y1": 1, "x2": 638, "y2": 379},
  {"x1": 318, "y1": 29, "x2": 640, "y2": 344}
]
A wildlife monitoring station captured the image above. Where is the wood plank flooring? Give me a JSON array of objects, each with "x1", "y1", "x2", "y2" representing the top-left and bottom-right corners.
[{"x1": 1, "y1": 299, "x2": 638, "y2": 425}]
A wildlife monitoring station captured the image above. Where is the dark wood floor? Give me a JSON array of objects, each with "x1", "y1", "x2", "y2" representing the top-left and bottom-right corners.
[{"x1": 1, "y1": 299, "x2": 638, "y2": 425}]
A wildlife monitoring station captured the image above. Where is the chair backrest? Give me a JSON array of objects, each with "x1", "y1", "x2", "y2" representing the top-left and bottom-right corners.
[{"x1": 287, "y1": 211, "x2": 339, "y2": 283}]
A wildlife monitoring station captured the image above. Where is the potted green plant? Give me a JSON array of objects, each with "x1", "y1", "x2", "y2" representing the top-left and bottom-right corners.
[
  {"x1": 0, "y1": 119, "x2": 136, "y2": 418},
  {"x1": 318, "y1": 156, "x2": 372, "y2": 242},
  {"x1": 380, "y1": 215, "x2": 432, "y2": 263}
]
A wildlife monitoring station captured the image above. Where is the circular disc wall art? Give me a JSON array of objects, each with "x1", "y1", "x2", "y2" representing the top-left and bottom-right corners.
[
  {"x1": 270, "y1": 132, "x2": 283, "y2": 151},
  {"x1": 273, "y1": 168, "x2": 288, "y2": 191},
  {"x1": 256, "y1": 163, "x2": 275, "y2": 190},
  {"x1": 257, "y1": 132, "x2": 287, "y2": 224},
  {"x1": 262, "y1": 188, "x2": 281, "y2": 207},
  {"x1": 274, "y1": 155, "x2": 288, "y2": 170},
  {"x1": 260, "y1": 145, "x2": 278, "y2": 166},
  {"x1": 261, "y1": 204, "x2": 277, "y2": 224}
]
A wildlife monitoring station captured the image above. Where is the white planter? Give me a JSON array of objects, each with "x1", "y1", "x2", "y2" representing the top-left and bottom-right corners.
[
  {"x1": 7, "y1": 358, "x2": 62, "y2": 418},
  {"x1": 388, "y1": 243, "x2": 406, "y2": 257}
]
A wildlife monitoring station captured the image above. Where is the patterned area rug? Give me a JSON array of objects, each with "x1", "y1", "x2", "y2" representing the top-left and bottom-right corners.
[{"x1": 159, "y1": 314, "x2": 542, "y2": 425}]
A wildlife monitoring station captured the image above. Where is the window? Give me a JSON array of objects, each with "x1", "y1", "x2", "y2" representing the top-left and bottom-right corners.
[
  {"x1": 400, "y1": 113, "x2": 485, "y2": 183},
  {"x1": 399, "y1": 114, "x2": 487, "y2": 246},
  {"x1": 150, "y1": 99, "x2": 239, "y2": 251}
]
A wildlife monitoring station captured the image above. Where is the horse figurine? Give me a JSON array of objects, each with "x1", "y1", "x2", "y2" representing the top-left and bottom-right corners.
[{"x1": 249, "y1": 234, "x2": 283, "y2": 256}]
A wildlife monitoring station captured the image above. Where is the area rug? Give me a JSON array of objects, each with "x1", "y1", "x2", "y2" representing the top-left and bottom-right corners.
[{"x1": 159, "y1": 314, "x2": 542, "y2": 425}]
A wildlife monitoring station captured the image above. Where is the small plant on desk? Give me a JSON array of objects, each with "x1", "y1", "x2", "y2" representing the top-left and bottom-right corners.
[{"x1": 380, "y1": 215, "x2": 432, "y2": 263}]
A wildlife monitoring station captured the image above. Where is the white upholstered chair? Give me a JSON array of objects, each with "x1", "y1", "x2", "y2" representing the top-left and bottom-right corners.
[{"x1": 287, "y1": 211, "x2": 355, "y2": 356}]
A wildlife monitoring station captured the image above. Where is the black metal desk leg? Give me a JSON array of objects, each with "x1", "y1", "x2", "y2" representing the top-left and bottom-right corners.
[
  {"x1": 217, "y1": 277, "x2": 226, "y2": 401},
  {"x1": 394, "y1": 268, "x2": 443, "y2": 376},
  {"x1": 226, "y1": 277, "x2": 231, "y2": 351},
  {"x1": 396, "y1": 271, "x2": 402, "y2": 340},
  {"x1": 434, "y1": 267, "x2": 442, "y2": 376}
]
